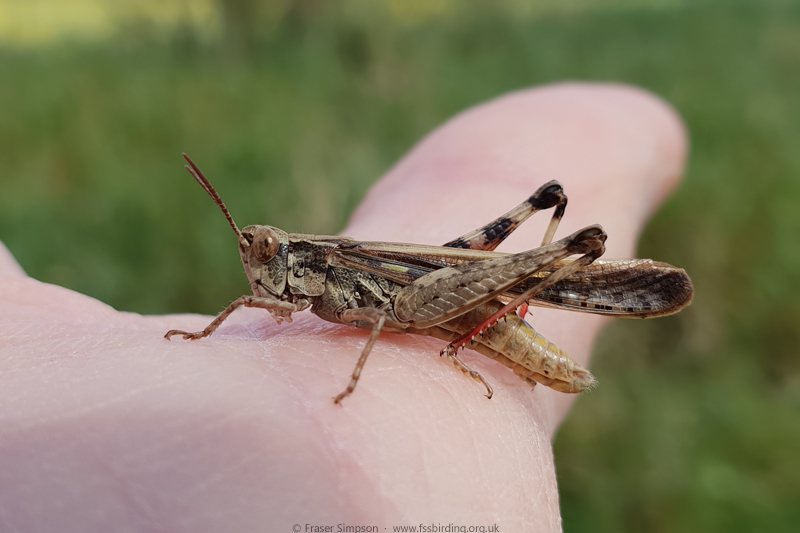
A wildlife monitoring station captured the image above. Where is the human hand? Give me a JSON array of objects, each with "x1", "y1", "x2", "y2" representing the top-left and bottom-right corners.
[{"x1": 0, "y1": 83, "x2": 685, "y2": 532}]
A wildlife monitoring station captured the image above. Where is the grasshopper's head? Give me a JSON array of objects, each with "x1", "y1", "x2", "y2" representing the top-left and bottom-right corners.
[
  {"x1": 181, "y1": 153, "x2": 290, "y2": 298},
  {"x1": 239, "y1": 225, "x2": 289, "y2": 297}
]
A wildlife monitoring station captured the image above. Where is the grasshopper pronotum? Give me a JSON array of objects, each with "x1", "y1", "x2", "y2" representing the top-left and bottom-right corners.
[{"x1": 166, "y1": 154, "x2": 693, "y2": 403}]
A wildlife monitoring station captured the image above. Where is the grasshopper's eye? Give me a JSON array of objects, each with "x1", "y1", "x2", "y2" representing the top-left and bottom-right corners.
[{"x1": 252, "y1": 226, "x2": 280, "y2": 263}]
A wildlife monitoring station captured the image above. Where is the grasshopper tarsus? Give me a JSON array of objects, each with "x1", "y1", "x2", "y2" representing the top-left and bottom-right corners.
[
  {"x1": 446, "y1": 349, "x2": 494, "y2": 399},
  {"x1": 164, "y1": 329, "x2": 207, "y2": 341},
  {"x1": 166, "y1": 155, "x2": 693, "y2": 402}
]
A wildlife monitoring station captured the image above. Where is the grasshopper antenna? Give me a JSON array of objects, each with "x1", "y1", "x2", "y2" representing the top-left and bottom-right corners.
[{"x1": 182, "y1": 153, "x2": 249, "y2": 249}]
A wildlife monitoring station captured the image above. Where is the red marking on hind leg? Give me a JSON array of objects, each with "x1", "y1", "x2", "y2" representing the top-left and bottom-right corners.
[{"x1": 440, "y1": 300, "x2": 529, "y2": 357}]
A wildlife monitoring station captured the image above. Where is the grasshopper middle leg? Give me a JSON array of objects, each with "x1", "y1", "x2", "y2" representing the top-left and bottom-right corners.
[{"x1": 333, "y1": 307, "x2": 387, "y2": 404}]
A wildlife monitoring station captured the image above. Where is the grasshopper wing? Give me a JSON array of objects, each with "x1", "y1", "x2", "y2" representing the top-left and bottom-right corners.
[
  {"x1": 519, "y1": 259, "x2": 694, "y2": 318},
  {"x1": 331, "y1": 244, "x2": 692, "y2": 319}
]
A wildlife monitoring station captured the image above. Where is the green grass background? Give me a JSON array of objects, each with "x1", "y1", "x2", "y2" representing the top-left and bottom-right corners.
[{"x1": 1, "y1": 1, "x2": 798, "y2": 531}]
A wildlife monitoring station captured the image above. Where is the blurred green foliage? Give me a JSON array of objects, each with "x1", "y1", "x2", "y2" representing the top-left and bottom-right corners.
[{"x1": 1, "y1": 1, "x2": 798, "y2": 531}]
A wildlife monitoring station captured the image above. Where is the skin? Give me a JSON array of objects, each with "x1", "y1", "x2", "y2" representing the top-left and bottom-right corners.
[{"x1": 0, "y1": 83, "x2": 686, "y2": 532}]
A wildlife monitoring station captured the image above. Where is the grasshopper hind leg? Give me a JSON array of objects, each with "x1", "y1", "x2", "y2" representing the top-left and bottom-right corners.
[
  {"x1": 442, "y1": 346, "x2": 494, "y2": 399},
  {"x1": 333, "y1": 307, "x2": 387, "y2": 404},
  {"x1": 443, "y1": 180, "x2": 567, "y2": 251}
]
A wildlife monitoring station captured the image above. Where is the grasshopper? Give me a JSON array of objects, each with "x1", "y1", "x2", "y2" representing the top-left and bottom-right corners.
[{"x1": 166, "y1": 154, "x2": 693, "y2": 403}]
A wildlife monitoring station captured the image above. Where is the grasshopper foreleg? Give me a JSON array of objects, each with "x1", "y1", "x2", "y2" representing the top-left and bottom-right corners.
[
  {"x1": 444, "y1": 180, "x2": 567, "y2": 251},
  {"x1": 164, "y1": 295, "x2": 301, "y2": 341},
  {"x1": 333, "y1": 307, "x2": 387, "y2": 404}
]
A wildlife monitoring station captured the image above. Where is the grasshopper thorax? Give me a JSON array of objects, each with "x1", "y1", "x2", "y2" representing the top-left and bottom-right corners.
[{"x1": 240, "y1": 225, "x2": 290, "y2": 298}]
